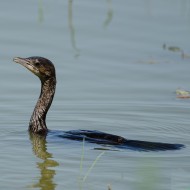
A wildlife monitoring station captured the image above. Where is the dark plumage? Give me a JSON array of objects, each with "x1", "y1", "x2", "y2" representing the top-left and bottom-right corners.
[
  {"x1": 14, "y1": 57, "x2": 56, "y2": 134},
  {"x1": 13, "y1": 56, "x2": 184, "y2": 151}
]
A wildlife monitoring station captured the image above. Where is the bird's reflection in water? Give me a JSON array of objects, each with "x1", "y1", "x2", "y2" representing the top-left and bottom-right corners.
[{"x1": 29, "y1": 133, "x2": 59, "y2": 190}]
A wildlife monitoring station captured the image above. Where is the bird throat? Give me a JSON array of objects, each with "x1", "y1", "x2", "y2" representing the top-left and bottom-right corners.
[{"x1": 29, "y1": 77, "x2": 56, "y2": 135}]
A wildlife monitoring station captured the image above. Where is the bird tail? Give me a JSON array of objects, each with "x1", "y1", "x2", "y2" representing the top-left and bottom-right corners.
[{"x1": 119, "y1": 139, "x2": 184, "y2": 151}]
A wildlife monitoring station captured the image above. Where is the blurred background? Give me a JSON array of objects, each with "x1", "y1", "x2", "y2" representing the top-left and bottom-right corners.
[{"x1": 0, "y1": 0, "x2": 190, "y2": 190}]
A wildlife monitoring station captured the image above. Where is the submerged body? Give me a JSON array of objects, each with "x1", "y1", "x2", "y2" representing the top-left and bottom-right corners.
[{"x1": 13, "y1": 56, "x2": 184, "y2": 151}]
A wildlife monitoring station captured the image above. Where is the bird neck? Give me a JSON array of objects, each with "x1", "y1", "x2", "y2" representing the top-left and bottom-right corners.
[{"x1": 29, "y1": 77, "x2": 56, "y2": 134}]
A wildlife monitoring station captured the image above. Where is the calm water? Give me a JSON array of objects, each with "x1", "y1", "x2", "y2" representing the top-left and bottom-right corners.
[{"x1": 0, "y1": 0, "x2": 190, "y2": 189}]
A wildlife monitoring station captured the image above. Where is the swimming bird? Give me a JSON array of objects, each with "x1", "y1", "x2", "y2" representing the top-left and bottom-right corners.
[{"x1": 13, "y1": 56, "x2": 184, "y2": 151}]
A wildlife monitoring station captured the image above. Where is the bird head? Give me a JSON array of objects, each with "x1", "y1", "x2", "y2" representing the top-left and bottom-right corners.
[{"x1": 13, "y1": 56, "x2": 56, "y2": 82}]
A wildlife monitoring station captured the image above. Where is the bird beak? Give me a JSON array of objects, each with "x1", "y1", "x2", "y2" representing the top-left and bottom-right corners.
[
  {"x1": 13, "y1": 57, "x2": 30, "y2": 68},
  {"x1": 13, "y1": 57, "x2": 39, "y2": 76}
]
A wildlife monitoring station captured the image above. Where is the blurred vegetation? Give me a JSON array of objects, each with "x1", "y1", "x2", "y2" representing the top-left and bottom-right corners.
[
  {"x1": 163, "y1": 43, "x2": 190, "y2": 59},
  {"x1": 68, "y1": 0, "x2": 80, "y2": 58},
  {"x1": 78, "y1": 138, "x2": 105, "y2": 190},
  {"x1": 104, "y1": 0, "x2": 113, "y2": 28},
  {"x1": 38, "y1": 0, "x2": 44, "y2": 23},
  {"x1": 176, "y1": 88, "x2": 190, "y2": 99}
]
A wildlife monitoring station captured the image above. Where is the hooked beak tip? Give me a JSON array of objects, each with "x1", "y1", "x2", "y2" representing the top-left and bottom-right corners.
[
  {"x1": 13, "y1": 57, "x2": 20, "y2": 63},
  {"x1": 13, "y1": 57, "x2": 30, "y2": 65}
]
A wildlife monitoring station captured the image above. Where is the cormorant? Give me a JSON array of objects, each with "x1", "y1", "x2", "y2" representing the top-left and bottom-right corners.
[{"x1": 13, "y1": 56, "x2": 184, "y2": 151}]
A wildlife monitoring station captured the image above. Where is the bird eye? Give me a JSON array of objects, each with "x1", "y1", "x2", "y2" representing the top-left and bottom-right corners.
[{"x1": 35, "y1": 62, "x2": 40, "y2": 67}]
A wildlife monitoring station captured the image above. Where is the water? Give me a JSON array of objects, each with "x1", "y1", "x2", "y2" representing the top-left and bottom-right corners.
[{"x1": 0, "y1": 0, "x2": 190, "y2": 189}]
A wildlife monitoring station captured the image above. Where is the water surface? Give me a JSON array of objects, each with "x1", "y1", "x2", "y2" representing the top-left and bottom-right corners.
[{"x1": 0, "y1": 0, "x2": 190, "y2": 189}]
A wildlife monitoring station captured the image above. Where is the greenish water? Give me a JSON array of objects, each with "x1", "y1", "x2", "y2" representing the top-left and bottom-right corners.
[{"x1": 0, "y1": 0, "x2": 190, "y2": 189}]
